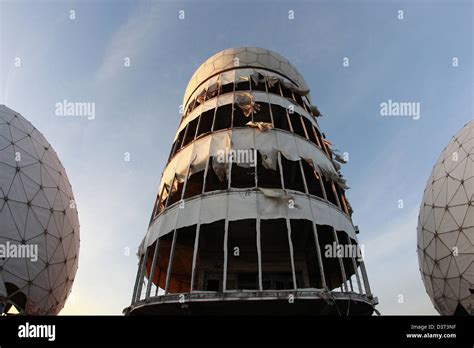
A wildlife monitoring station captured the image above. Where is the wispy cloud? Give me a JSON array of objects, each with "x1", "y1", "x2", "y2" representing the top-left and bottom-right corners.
[
  {"x1": 95, "y1": 2, "x2": 160, "y2": 83},
  {"x1": 362, "y1": 208, "x2": 437, "y2": 315}
]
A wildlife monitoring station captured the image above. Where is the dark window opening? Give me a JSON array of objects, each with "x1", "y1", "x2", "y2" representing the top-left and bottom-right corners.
[
  {"x1": 226, "y1": 219, "x2": 258, "y2": 290},
  {"x1": 187, "y1": 99, "x2": 198, "y2": 115},
  {"x1": 313, "y1": 126, "x2": 323, "y2": 148},
  {"x1": 281, "y1": 84, "x2": 294, "y2": 100},
  {"x1": 193, "y1": 220, "x2": 225, "y2": 291},
  {"x1": 169, "y1": 140, "x2": 178, "y2": 160},
  {"x1": 175, "y1": 127, "x2": 186, "y2": 152},
  {"x1": 205, "y1": 83, "x2": 220, "y2": 101},
  {"x1": 156, "y1": 185, "x2": 168, "y2": 215},
  {"x1": 213, "y1": 104, "x2": 232, "y2": 131},
  {"x1": 322, "y1": 175, "x2": 338, "y2": 206},
  {"x1": 302, "y1": 117, "x2": 318, "y2": 145},
  {"x1": 262, "y1": 273, "x2": 297, "y2": 290},
  {"x1": 204, "y1": 157, "x2": 229, "y2": 192},
  {"x1": 261, "y1": 219, "x2": 294, "y2": 290},
  {"x1": 253, "y1": 102, "x2": 271, "y2": 123},
  {"x1": 166, "y1": 179, "x2": 184, "y2": 207},
  {"x1": 250, "y1": 74, "x2": 267, "y2": 92},
  {"x1": 316, "y1": 225, "x2": 344, "y2": 290},
  {"x1": 151, "y1": 232, "x2": 174, "y2": 291},
  {"x1": 267, "y1": 80, "x2": 281, "y2": 96},
  {"x1": 256, "y1": 151, "x2": 282, "y2": 189},
  {"x1": 289, "y1": 113, "x2": 306, "y2": 138},
  {"x1": 293, "y1": 93, "x2": 304, "y2": 108},
  {"x1": 335, "y1": 230, "x2": 357, "y2": 280},
  {"x1": 3, "y1": 283, "x2": 27, "y2": 314},
  {"x1": 196, "y1": 110, "x2": 214, "y2": 138},
  {"x1": 182, "y1": 170, "x2": 204, "y2": 200},
  {"x1": 231, "y1": 161, "x2": 255, "y2": 189},
  {"x1": 301, "y1": 160, "x2": 324, "y2": 198},
  {"x1": 221, "y1": 83, "x2": 234, "y2": 95},
  {"x1": 271, "y1": 105, "x2": 291, "y2": 131},
  {"x1": 206, "y1": 279, "x2": 220, "y2": 291},
  {"x1": 182, "y1": 117, "x2": 198, "y2": 147},
  {"x1": 281, "y1": 156, "x2": 305, "y2": 192},
  {"x1": 167, "y1": 225, "x2": 196, "y2": 293},
  {"x1": 235, "y1": 79, "x2": 250, "y2": 91},
  {"x1": 290, "y1": 220, "x2": 323, "y2": 289},
  {"x1": 233, "y1": 103, "x2": 251, "y2": 127}
]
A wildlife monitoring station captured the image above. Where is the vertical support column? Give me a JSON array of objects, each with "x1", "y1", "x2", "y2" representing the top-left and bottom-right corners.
[
  {"x1": 286, "y1": 218, "x2": 297, "y2": 290},
  {"x1": 332, "y1": 227, "x2": 349, "y2": 292},
  {"x1": 339, "y1": 191, "x2": 350, "y2": 215},
  {"x1": 190, "y1": 224, "x2": 201, "y2": 291},
  {"x1": 331, "y1": 182, "x2": 342, "y2": 210},
  {"x1": 359, "y1": 260, "x2": 372, "y2": 296},
  {"x1": 348, "y1": 274, "x2": 354, "y2": 292},
  {"x1": 155, "y1": 270, "x2": 162, "y2": 296},
  {"x1": 298, "y1": 160, "x2": 309, "y2": 195},
  {"x1": 222, "y1": 155, "x2": 231, "y2": 292},
  {"x1": 312, "y1": 224, "x2": 327, "y2": 289},
  {"x1": 164, "y1": 174, "x2": 177, "y2": 208},
  {"x1": 223, "y1": 219, "x2": 229, "y2": 292},
  {"x1": 317, "y1": 168, "x2": 328, "y2": 201},
  {"x1": 299, "y1": 116, "x2": 310, "y2": 141},
  {"x1": 346, "y1": 234, "x2": 363, "y2": 294},
  {"x1": 256, "y1": 217, "x2": 263, "y2": 291},
  {"x1": 202, "y1": 155, "x2": 211, "y2": 193},
  {"x1": 145, "y1": 239, "x2": 161, "y2": 298},
  {"x1": 164, "y1": 230, "x2": 178, "y2": 294},
  {"x1": 134, "y1": 247, "x2": 149, "y2": 303},
  {"x1": 131, "y1": 255, "x2": 144, "y2": 304},
  {"x1": 276, "y1": 152, "x2": 297, "y2": 290}
]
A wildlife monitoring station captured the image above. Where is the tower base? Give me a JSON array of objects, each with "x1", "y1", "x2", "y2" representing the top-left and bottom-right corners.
[{"x1": 124, "y1": 290, "x2": 377, "y2": 316}]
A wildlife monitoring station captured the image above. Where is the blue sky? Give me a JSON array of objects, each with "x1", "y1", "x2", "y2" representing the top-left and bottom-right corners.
[{"x1": 1, "y1": 0, "x2": 472, "y2": 314}]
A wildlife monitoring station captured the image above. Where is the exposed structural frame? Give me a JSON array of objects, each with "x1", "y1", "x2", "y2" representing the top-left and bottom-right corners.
[{"x1": 125, "y1": 47, "x2": 378, "y2": 315}]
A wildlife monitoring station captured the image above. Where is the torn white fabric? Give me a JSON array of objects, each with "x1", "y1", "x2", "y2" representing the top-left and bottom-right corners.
[
  {"x1": 211, "y1": 156, "x2": 230, "y2": 182},
  {"x1": 280, "y1": 79, "x2": 310, "y2": 96},
  {"x1": 309, "y1": 105, "x2": 322, "y2": 117},
  {"x1": 246, "y1": 121, "x2": 273, "y2": 132},
  {"x1": 258, "y1": 187, "x2": 293, "y2": 201},
  {"x1": 235, "y1": 92, "x2": 260, "y2": 117},
  {"x1": 250, "y1": 72, "x2": 266, "y2": 86},
  {"x1": 334, "y1": 152, "x2": 347, "y2": 164},
  {"x1": 260, "y1": 148, "x2": 279, "y2": 170},
  {"x1": 164, "y1": 128, "x2": 338, "y2": 197}
]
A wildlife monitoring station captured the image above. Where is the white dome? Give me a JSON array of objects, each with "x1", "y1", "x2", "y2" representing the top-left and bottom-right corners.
[
  {"x1": 417, "y1": 120, "x2": 474, "y2": 315},
  {"x1": 0, "y1": 105, "x2": 80, "y2": 315}
]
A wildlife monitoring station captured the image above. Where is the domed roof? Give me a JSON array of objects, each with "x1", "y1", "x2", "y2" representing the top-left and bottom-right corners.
[{"x1": 183, "y1": 47, "x2": 309, "y2": 108}]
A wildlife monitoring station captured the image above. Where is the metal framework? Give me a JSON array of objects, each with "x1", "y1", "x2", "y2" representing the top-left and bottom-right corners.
[{"x1": 124, "y1": 47, "x2": 378, "y2": 316}]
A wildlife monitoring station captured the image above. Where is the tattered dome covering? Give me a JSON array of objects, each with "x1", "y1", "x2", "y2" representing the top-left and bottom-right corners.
[{"x1": 183, "y1": 47, "x2": 310, "y2": 109}]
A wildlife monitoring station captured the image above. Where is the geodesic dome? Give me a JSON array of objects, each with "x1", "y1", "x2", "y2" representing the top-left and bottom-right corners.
[
  {"x1": 417, "y1": 120, "x2": 474, "y2": 315},
  {"x1": 0, "y1": 105, "x2": 80, "y2": 315}
]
